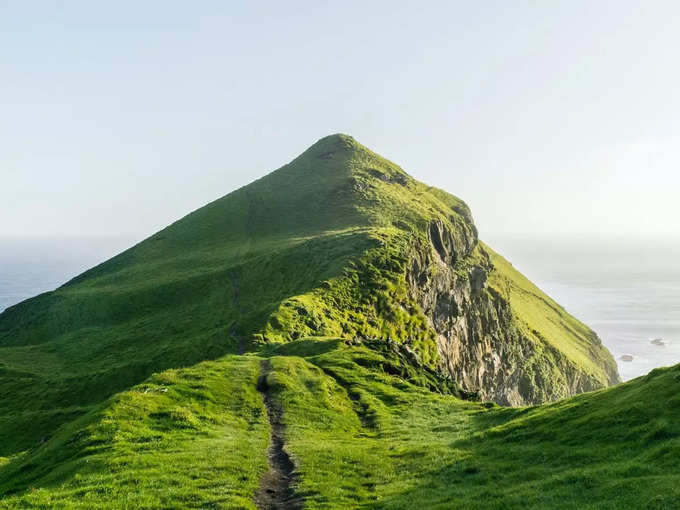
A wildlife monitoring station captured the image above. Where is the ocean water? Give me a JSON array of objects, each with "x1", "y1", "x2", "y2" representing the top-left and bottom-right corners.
[
  {"x1": 0, "y1": 237, "x2": 136, "y2": 313},
  {"x1": 1, "y1": 236, "x2": 678, "y2": 381},
  {"x1": 492, "y1": 237, "x2": 680, "y2": 381}
]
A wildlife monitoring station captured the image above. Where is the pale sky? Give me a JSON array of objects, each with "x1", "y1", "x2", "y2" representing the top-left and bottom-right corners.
[{"x1": 2, "y1": 1, "x2": 679, "y2": 246}]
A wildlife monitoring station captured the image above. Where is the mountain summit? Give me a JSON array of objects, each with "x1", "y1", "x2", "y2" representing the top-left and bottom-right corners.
[
  {"x1": 0, "y1": 133, "x2": 617, "y2": 411},
  {"x1": 1, "y1": 135, "x2": 649, "y2": 508}
]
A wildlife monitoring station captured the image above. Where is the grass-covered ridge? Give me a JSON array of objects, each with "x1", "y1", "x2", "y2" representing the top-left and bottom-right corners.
[
  {"x1": 0, "y1": 133, "x2": 637, "y2": 507},
  {"x1": 0, "y1": 134, "x2": 615, "y2": 446},
  {"x1": 0, "y1": 134, "x2": 476, "y2": 453},
  {"x1": 0, "y1": 339, "x2": 677, "y2": 509},
  {"x1": 0, "y1": 355, "x2": 269, "y2": 508}
]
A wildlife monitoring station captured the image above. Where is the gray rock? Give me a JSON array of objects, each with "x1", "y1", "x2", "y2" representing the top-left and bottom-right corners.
[{"x1": 406, "y1": 218, "x2": 618, "y2": 406}]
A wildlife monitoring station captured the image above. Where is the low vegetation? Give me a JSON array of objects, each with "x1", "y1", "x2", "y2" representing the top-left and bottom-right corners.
[
  {"x1": 0, "y1": 134, "x2": 659, "y2": 508},
  {"x1": 0, "y1": 339, "x2": 677, "y2": 508}
]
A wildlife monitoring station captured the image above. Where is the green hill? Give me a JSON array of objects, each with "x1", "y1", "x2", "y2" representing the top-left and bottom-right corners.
[
  {"x1": 2, "y1": 134, "x2": 668, "y2": 509},
  {"x1": 0, "y1": 338, "x2": 678, "y2": 509}
]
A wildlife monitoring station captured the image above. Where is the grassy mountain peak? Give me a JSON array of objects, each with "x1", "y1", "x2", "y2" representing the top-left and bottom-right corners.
[{"x1": 0, "y1": 134, "x2": 646, "y2": 509}]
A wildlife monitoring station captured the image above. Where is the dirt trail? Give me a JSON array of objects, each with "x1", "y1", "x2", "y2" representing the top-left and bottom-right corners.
[{"x1": 254, "y1": 360, "x2": 302, "y2": 510}]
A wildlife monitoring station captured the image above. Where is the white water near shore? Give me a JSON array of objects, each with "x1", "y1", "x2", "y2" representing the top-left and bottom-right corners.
[{"x1": 1, "y1": 236, "x2": 679, "y2": 381}]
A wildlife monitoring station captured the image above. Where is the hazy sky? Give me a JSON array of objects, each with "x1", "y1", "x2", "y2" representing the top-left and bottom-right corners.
[{"x1": 2, "y1": 1, "x2": 679, "y2": 246}]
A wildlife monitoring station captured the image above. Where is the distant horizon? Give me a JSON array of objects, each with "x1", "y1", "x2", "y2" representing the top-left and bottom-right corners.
[
  {"x1": 4, "y1": 217, "x2": 680, "y2": 248},
  {"x1": 4, "y1": 1, "x2": 680, "y2": 242},
  {"x1": 5, "y1": 128, "x2": 680, "y2": 248},
  {"x1": 3, "y1": 216, "x2": 679, "y2": 384},
  {"x1": 5, "y1": 130, "x2": 680, "y2": 244},
  {"x1": 4, "y1": 225, "x2": 680, "y2": 248}
]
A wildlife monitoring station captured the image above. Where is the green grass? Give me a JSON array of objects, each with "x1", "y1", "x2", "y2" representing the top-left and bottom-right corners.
[
  {"x1": 0, "y1": 133, "x2": 639, "y2": 507},
  {"x1": 0, "y1": 135, "x2": 492, "y2": 451},
  {"x1": 267, "y1": 340, "x2": 680, "y2": 509},
  {"x1": 0, "y1": 355, "x2": 269, "y2": 509},
  {"x1": 1, "y1": 339, "x2": 677, "y2": 508}
]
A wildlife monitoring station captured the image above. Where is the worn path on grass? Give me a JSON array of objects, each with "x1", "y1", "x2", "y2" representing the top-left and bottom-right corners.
[{"x1": 254, "y1": 359, "x2": 303, "y2": 510}]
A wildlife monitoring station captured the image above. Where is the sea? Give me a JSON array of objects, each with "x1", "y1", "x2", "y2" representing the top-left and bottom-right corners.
[
  {"x1": 0, "y1": 236, "x2": 136, "y2": 312},
  {"x1": 492, "y1": 236, "x2": 680, "y2": 381},
  {"x1": 1, "y1": 236, "x2": 679, "y2": 382}
]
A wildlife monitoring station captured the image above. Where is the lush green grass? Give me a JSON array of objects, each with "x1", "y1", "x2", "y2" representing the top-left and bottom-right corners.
[
  {"x1": 268, "y1": 340, "x2": 680, "y2": 509},
  {"x1": 1, "y1": 133, "x2": 614, "y2": 452},
  {"x1": 1, "y1": 134, "x2": 458, "y2": 454},
  {"x1": 0, "y1": 134, "x2": 634, "y2": 507},
  {"x1": 1, "y1": 339, "x2": 677, "y2": 508},
  {"x1": 0, "y1": 355, "x2": 269, "y2": 509}
]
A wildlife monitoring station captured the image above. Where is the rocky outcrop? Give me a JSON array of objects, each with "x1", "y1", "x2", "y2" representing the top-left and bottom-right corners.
[{"x1": 407, "y1": 218, "x2": 616, "y2": 406}]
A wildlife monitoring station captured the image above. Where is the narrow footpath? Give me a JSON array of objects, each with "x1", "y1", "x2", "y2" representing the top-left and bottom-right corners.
[{"x1": 254, "y1": 360, "x2": 303, "y2": 510}]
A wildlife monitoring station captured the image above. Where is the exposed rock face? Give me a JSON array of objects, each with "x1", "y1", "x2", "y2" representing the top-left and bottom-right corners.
[{"x1": 407, "y1": 218, "x2": 618, "y2": 406}]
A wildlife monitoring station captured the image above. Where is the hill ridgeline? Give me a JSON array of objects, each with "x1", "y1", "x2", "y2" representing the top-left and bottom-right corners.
[
  {"x1": 0, "y1": 134, "x2": 618, "y2": 414},
  {"x1": 6, "y1": 135, "x2": 674, "y2": 509}
]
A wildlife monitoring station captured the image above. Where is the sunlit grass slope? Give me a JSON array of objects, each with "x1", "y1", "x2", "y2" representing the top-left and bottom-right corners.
[
  {"x1": 0, "y1": 356, "x2": 269, "y2": 508},
  {"x1": 0, "y1": 339, "x2": 677, "y2": 509},
  {"x1": 0, "y1": 134, "x2": 617, "y2": 458},
  {"x1": 0, "y1": 134, "x2": 467, "y2": 454},
  {"x1": 271, "y1": 340, "x2": 680, "y2": 509},
  {"x1": 0, "y1": 134, "x2": 628, "y2": 508}
]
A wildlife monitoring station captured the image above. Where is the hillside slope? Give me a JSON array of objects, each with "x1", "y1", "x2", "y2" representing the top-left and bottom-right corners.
[
  {"x1": 0, "y1": 133, "x2": 670, "y2": 509},
  {"x1": 0, "y1": 134, "x2": 618, "y2": 461},
  {"x1": 0, "y1": 338, "x2": 677, "y2": 509}
]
